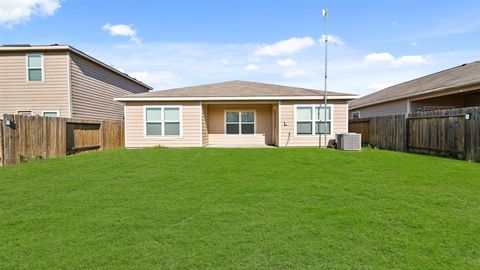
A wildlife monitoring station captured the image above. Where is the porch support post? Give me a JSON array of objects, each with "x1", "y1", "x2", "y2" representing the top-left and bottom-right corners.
[{"x1": 278, "y1": 101, "x2": 282, "y2": 147}]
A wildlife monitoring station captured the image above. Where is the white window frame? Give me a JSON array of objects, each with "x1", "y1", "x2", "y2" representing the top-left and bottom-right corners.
[
  {"x1": 143, "y1": 105, "x2": 183, "y2": 138},
  {"x1": 352, "y1": 111, "x2": 360, "y2": 119},
  {"x1": 294, "y1": 104, "x2": 334, "y2": 136},
  {"x1": 224, "y1": 109, "x2": 256, "y2": 135},
  {"x1": 42, "y1": 110, "x2": 60, "y2": 117},
  {"x1": 26, "y1": 53, "x2": 44, "y2": 82},
  {"x1": 17, "y1": 110, "x2": 32, "y2": 116}
]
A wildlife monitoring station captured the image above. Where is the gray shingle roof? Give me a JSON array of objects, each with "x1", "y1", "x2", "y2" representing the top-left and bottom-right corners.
[
  {"x1": 122, "y1": 80, "x2": 355, "y2": 98},
  {"x1": 350, "y1": 61, "x2": 480, "y2": 109}
]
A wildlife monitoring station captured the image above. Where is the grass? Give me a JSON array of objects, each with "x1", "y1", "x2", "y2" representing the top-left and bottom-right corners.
[{"x1": 1, "y1": 147, "x2": 480, "y2": 269}]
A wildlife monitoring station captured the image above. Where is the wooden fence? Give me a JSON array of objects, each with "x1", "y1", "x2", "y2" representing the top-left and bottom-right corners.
[
  {"x1": 349, "y1": 107, "x2": 480, "y2": 162},
  {"x1": 0, "y1": 114, "x2": 124, "y2": 166}
]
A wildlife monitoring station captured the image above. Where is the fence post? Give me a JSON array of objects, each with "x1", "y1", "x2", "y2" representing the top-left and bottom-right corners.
[
  {"x1": 100, "y1": 120, "x2": 105, "y2": 151},
  {"x1": 464, "y1": 107, "x2": 479, "y2": 161},
  {"x1": 404, "y1": 114, "x2": 409, "y2": 152}
]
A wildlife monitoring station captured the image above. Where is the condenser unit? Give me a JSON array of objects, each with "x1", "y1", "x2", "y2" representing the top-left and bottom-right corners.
[{"x1": 336, "y1": 133, "x2": 361, "y2": 151}]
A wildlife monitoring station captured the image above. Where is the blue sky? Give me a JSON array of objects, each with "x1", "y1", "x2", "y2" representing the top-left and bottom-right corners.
[{"x1": 1, "y1": 0, "x2": 479, "y2": 95}]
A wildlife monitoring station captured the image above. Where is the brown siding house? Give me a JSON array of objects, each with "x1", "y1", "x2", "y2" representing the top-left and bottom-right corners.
[
  {"x1": 349, "y1": 61, "x2": 480, "y2": 118},
  {"x1": 116, "y1": 81, "x2": 357, "y2": 148},
  {"x1": 0, "y1": 44, "x2": 152, "y2": 120}
]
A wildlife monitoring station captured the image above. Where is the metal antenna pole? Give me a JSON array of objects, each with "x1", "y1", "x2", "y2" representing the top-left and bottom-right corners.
[{"x1": 322, "y1": 9, "x2": 328, "y2": 148}]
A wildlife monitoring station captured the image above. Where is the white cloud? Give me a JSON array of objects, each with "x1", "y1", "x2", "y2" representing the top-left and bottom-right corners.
[
  {"x1": 0, "y1": 0, "x2": 61, "y2": 28},
  {"x1": 277, "y1": 58, "x2": 296, "y2": 67},
  {"x1": 283, "y1": 69, "x2": 308, "y2": 79},
  {"x1": 368, "y1": 82, "x2": 394, "y2": 90},
  {"x1": 80, "y1": 41, "x2": 479, "y2": 95},
  {"x1": 319, "y1": 35, "x2": 346, "y2": 46},
  {"x1": 394, "y1": 55, "x2": 429, "y2": 66},
  {"x1": 245, "y1": 64, "x2": 259, "y2": 71},
  {"x1": 364, "y1": 52, "x2": 430, "y2": 67},
  {"x1": 102, "y1": 23, "x2": 141, "y2": 44},
  {"x1": 363, "y1": 52, "x2": 395, "y2": 63},
  {"x1": 255, "y1": 37, "x2": 315, "y2": 56},
  {"x1": 129, "y1": 71, "x2": 181, "y2": 89},
  {"x1": 410, "y1": 41, "x2": 417, "y2": 46}
]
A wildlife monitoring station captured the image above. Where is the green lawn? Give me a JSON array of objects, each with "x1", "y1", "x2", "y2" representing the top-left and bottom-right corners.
[{"x1": 1, "y1": 148, "x2": 480, "y2": 269}]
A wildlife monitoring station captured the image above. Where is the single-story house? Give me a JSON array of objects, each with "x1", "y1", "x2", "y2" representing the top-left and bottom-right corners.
[
  {"x1": 115, "y1": 80, "x2": 357, "y2": 147},
  {"x1": 349, "y1": 61, "x2": 480, "y2": 119}
]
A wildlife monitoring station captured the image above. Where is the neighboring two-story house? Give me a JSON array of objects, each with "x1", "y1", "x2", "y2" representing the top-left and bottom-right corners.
[{"x1": 0, "y1": 44, "x2": 152, "y2": 120}]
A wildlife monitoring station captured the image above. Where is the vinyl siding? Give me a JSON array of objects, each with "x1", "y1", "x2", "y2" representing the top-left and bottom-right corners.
[
  {"x1": 70, "y1": 53, "x2": 149, "y2": 121},
  {"x1": 125, "y1": 101, "x2": 202, "y2": 148},
  {"x1": 0, "y1": 51, "x2": 69, "y2": 117},
  {"x1": 349, "y1": 99, "x2": 409, "y2": 119},
  {"x1": 279, "y1": 100, "x2": 349, "y2": 147},
  {"x1": 206, "y1": 104, "x2": 273, "y2": 146},
  {"x1": 202, "y1": 104, "x2": 209, "y2": 146}
]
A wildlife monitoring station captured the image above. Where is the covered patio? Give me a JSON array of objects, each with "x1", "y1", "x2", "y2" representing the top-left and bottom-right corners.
[{"x1": 201, "y1": 102, "x2": 279, "y2": 147}]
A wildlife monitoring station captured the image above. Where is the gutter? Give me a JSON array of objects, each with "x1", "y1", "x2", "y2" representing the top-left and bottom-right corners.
[{"x1": 114, "y1": 95, "x2": 359, "y2": 102}]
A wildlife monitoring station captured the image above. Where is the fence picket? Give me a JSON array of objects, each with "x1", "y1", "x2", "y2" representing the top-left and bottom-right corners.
[
  {"x1": 349, "y1": 107, "x2": 480, "y2": 162},
  {"x1": 0, "y1": 114, "x2": 124, "y2": 166}
]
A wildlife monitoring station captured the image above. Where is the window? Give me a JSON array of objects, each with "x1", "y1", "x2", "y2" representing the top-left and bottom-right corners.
[
  {"x1": 295, "y1": 105, "x2": 332, "y2": 135},
  {"x1": 352, "y1": 112, "x2": 360, "y2": 119},
  {"x1": 43, "y1": 111, "x2": 58, "y2": 117},
  {"x1": 17, "y1": 111, "x2": 32, "y2": 116},
  {"x1": 225, "y1": 111, "x2": 255, "y2": 135},
  {"x1": 145, "y1": 106, "x2": 181, "y2": 137},
  {"x1": 27, "y1": 54, "x2": 43, "y2": 82}
]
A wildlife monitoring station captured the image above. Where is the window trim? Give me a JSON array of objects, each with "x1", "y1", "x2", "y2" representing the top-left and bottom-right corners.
[
  {"x1": 224, "y1": 109, "x2": 256, "y2": 136},
  {"x1": 17, "y1": 110, "x2": 32, "y2": 116},
  {"x1": 42, "y1": 110, "x2": 60, "y2": 117},
  {"x1": 351, "y1": 111, "x2": 361, "y2": 119},
  {"x1": 294, "y1": 104, "x2": 334, "y2": 136},
  {"x1": 26, "y1": 53, "x2": 45, "y2": 83},
  {"x1": 143, "y1": 105, "x2": 183, "y2": 138}
]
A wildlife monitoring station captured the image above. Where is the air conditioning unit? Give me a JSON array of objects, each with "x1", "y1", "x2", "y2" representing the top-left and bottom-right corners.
[{"x1": 336, "y1": 133, "x2": 361, "y2": 151}]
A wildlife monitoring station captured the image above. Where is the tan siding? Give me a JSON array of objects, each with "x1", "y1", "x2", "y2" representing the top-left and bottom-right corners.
[
  {"x1": 70, "y1": 53, "x2": 149, "y2": 121},
  {"x1": 206, "y1": 104, "x2": 273, "y2": 146},
  {"x1": 125, "y1": 101, "x2": 201, "y2": 148},
  {"x1": 202, "y1": 104, "x2": 209, "y2": 146},
  {"x1": 0, "y1": 51, "x2": 69, "y2": 117},
  {"x1": 208, "y1": 134, "x2": 267, "y2": 146},
  {"x1": 280, "y1": 100, "x2": 349, "y2": 147},
  {"x1": 350, "y1": 99, "x2": 409, "y2": 119}
]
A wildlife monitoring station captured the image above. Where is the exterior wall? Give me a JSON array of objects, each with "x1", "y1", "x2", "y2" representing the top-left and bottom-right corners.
[
  {"x1": 411, "y1": 95, "x2": 464, "y2": 112},
  {"x1": 201, "y1": 103, "x2": 209, "y2": 146},
  {"x1": 465, "y1": 92, "x2": 480, "y2": 107},
  {"x1": 70, "y1": 53, "x2": 149, "y2": 121},
  {"x1": 411, "y1": 91, "x2": 480, "y2": 112},
  {"x1": 124, "y1": 101, "x2": 202, "y2": 148},
  {"x1": 0, "y1": 51, "x2": 70, "y2": 118},
  {"x1": 349, "y1": 98, "x2": 409, "y2": 119},
  {"x1": 280, "y1": 100, "x2": 349, "y2": 147},
  {"x1": 206, "y1": 103, "x2": 273, "y2": 146}
]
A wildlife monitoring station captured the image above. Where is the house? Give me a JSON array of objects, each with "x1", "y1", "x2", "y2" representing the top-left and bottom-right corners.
[
  {"x1": 0, "y1": 44, "x2": 152, "y2": 120},
  {"x1": 349, "y1": 61, "x2": 480, "y2": 119},
  {"x1": 114, "y1": 80, "x2": 357, "y2": 147}
]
